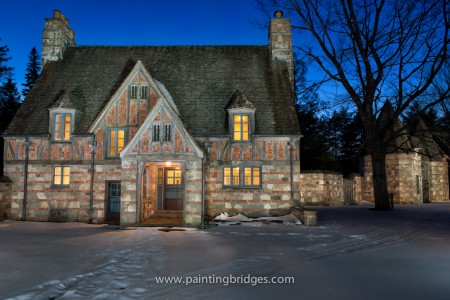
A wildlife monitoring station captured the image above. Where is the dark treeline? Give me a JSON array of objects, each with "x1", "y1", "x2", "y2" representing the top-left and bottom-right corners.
[
  {"x1": 295, "y1": 58, "x2": 450, "y2": 177},
  {"x1": 0, "y1": 40, "x2": 40, "y2": 177}
]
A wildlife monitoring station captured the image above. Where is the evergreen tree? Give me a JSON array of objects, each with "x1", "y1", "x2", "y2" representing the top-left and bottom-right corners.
[
  {"x1": 294, "y1": 55, "x2": 331, "y2": 170},
  {"x1": 22, "y1": 47, "x2": 41, "y2": 98},
  {"x1": 0, "y1": 77, "x2": 21, "y2": 131},
  {"x1": 0, "y1": 39, "x2": 12, "y2": 82}
]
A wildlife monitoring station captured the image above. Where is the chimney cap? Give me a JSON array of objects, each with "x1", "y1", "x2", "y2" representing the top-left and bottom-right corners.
[{"x1": 274, "y1": 10, "x2": 283, "y2": 18}]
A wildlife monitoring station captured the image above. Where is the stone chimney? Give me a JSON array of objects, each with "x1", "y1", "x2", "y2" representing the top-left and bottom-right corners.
[
  {"x1": 269, "y1": 11, "x2": 294, "y2": 84},
  {"x1": 42, "y1": 10, "x2": 76, "y2": 67}
]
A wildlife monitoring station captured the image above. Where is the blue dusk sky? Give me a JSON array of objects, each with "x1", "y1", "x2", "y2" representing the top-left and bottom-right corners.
[{"x1": 0, "y1": 0, "x2": 272, "y2": 93}]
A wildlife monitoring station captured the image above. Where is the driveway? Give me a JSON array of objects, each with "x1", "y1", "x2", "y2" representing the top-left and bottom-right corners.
[{"x1": 1, "y1": 203, "x2": 450, "y2": 299}]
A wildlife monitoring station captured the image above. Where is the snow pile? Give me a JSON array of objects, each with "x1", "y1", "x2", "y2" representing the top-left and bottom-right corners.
[{"x1": 214, "y1": 212, "x2": 302, "y2": 225}]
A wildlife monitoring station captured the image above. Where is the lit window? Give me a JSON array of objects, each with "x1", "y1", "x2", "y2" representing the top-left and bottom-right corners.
[
  {"x1": 233, "y1": 114, "x2": 250, "y2": 141},
  {"x1": 166, "y1": 170, "x2": 182, "y2": 185},
  {"x1": 109, "y1": 129, "x2": 125, "y2": 157},
  {"x1": 244, "y1": 167, "x2": 261, "y2": 187},
  {"x1": 224, "y1": 166, "x2": 261, "y2": 188},
  {"x1": 130, "y1": 85, "x2": 138, "y2": 99},
  {"x1": 152, "y1": 124, "x2": 160, "y2": 141},
  {"x1": 223, "y1": 166, "x2": 240, "y2": 186},
  {"x1": 140, "y1": 86, "x2": 148, "y2": 99},
  {"x1": 54, "y1": 113, "x2": 71, "y2": 141},
  {"x1": 53, "y1": 166, "x2": 70, "y2": 186}
]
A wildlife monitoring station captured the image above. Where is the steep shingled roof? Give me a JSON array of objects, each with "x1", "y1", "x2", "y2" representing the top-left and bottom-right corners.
[{"x1": 4, "y1": 46, "x2": 299, "y2": 137}]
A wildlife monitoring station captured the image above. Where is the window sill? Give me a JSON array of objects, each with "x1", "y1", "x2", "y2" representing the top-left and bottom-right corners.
[
  {"x1": 223, "y1": 185, "x2": 261, "y2": 189},
  {"x1": 50, "y1": 185, "x2": 70, "y2": 189}
]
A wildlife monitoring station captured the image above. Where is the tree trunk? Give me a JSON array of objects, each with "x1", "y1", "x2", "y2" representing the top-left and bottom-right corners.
[{"x1": 371, "y1": 143, "x2": 392, "y2": 210}]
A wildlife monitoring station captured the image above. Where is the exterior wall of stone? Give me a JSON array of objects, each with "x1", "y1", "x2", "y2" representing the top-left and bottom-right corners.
[
  {"x1": 300, "y1": 171, "x2": 344, "y2": 205},
  {"x1": 1, "y1": 160, "x2": 121, "y2": 222},
  {"x1": 351, "y1": 173, "x2": 363, "y2": 204},
  {"x1": 429, "y1": 159, "x2": 449, "y2": 202},
  {"x1": 120, "y1": 159, "x2": 138, "y2": 226},
  {"x1": 0, "y1": 181, "x2": 12, "y2": 219},
  {"x1": 184, "y1": 160, "x2": 202, "y2": 226},
  {"x1": 203, "y1": 136, "x2": 300, "y2": 220},
  {"x1": 361, "y1": 153, "x2": 447, "y2": 204},
  {"x1": 205, "y1": 161, "x2": 300, "y2": 219}
]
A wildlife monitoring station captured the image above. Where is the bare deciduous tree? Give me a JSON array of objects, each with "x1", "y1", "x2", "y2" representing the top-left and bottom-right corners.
[{"x1": 257, "y1": 0, "x2": 450, "y2": 210}]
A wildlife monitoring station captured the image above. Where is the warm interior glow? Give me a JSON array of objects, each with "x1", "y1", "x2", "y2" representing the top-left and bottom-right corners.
[
  {"x1": 232, "y1": 167, "x2": 240, "y2": 185},
  {"x1": 166, "y1": 161, "x2": 172, "y2": 167},
  {"x1": 233, "y1": 114, "x2": 249, "y2": 141}
]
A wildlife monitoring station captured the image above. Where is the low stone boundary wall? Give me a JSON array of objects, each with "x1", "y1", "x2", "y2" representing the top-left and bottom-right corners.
[
  {"x1": 0, "y1": 178, "x2": 13, "y2": 219},
  {"x1": 300, "y1": 171, "x2": 344, "y2": 205}
]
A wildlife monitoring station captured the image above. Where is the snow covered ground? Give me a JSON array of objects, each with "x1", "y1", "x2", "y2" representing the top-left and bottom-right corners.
[{"x1": 1, "y1": 203, "x2": 450, "y2": 299}]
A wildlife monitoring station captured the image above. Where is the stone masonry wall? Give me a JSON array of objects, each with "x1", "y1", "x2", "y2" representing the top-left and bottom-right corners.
[
  {"x1": 205, "y1": 161, "x2": 300, "y2": 219},
  {"x1": 184, "y1": 160, "x2": 203, "y2": 226},
  {"x1": 363, "y1": 153, "x2": 423, "y2": 204},
  {"x1": 2, "y1": 161, "x2": 121, "y2": 222},
  {"x1": 0, "y1": 181, "x2": 12, "y2": 219},
  {"x1": 300, "y1": 171, "x2": 344, "y2": 205},
  {"x1": 120, "y1": 159, "x2": 138, "y2": 226},
  {"x1": 429, "y1": 159, "x2": 449, "y2": 202}
]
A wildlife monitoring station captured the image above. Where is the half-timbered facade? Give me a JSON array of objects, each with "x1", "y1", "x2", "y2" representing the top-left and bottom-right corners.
[{"x1": 0, "y1": 10, "x2": 301, "y2": 226}]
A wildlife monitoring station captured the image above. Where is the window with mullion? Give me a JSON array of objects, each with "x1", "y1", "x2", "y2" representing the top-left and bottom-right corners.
[
  {"x1": 130, "y1": 85, "x2": 138, "y2": 99},
  {"x1": 223, "y1": 166, "x2": 261, "y2": 188},
  {"x1": 163, "y1": 124, "x2": 172, "y2": 142},
  {"x1": 233, "y1": 114, "x2": 250, "y2": 141},
  {"x1": 244, "y1": 167, "x2": 261, "y2": 187},
  {"x1": 54, "y1": 113, "x2": 72, "y2": 141},
  {"x1": 152, "y1": 124, "x2": 160, "y2": 141},
  {"x1": 223, "y1": 166, "x2": 240, "y2": 186},
  {"x1": 53, "y1": 166, "x2": 70, "y2": 186},
  {"x1": 109, "y1": 129, "x2": 126, "y2": 157},
  {"x1": 140, "y1": 85, "x2": 148, "y2": 99}
]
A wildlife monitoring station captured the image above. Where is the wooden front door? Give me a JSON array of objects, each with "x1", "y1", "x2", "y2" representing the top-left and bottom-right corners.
[
  {"x1": 105, "y1": 181, "x2": 121, "y2": 224},
  {"x1": 163, "y1": 168, "x2": 183, "y2": 210}
]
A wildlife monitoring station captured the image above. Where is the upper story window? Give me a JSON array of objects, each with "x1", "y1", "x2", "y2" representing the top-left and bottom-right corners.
[
  {"x1": 53, "y1": 166, "x2": 70, "y2": 186},
  {"x1": 54, "y1": 113, "x2": 72, "y2": 141},
  {"x1": 227, "y1": 90, "x2": 256, "y2": 142},
  {"x1": 163, "y1": 124, "x2": 172, "y2": 142},
  {"x1": 130, "y1": 85, "x2": 149, "y2": 99},
  {"x1": 233, "y1": 114, "x2": 250, "y2": 141},
  {"x1": 140, "y1": 86, "x2": 148, "y2": 99},
  {"x1": 130, "y1": 85, "x2": 138, "y2": 99},
  {"x1": 152, "y1": 124, "x2": 160, "y2": 141},
  {"x1": 108, "y1": 128, "x2": 126, "y2": 157}
]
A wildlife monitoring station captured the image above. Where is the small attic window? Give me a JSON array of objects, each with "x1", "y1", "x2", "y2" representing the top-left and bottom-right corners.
[
  {"x1": 232, "y1": 114, "x2": 250, "y2": 141},
  {"x1": 54, "y1": 113, "x2": 72, "y2": 141},
  {"x1": 140, "y1": 86, "x2": 148, "y2": 99},
  {"x1": 130, "y1": 85, "x2": 148, "y2": 99},
  {"x1": 130, "y1": 85, "x2": 138, "y2": 99},
  {"x1": 227, "y1": 90, "x2": 256, "y2": 143}
]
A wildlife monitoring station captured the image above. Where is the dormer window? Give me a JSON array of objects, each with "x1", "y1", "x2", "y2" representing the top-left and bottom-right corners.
[
  {"x1": 49, "y1": 92, "x2": 77, "y2": 142},
  {"x1": 233, "y1": 114, "x2": 250, "y2": 141},
  {"x1": 54, "y1": 113, "x2": 72, "y2": 141},
  {"x1": 227, "y1": 90, "x2": 256, "y2": 143}
]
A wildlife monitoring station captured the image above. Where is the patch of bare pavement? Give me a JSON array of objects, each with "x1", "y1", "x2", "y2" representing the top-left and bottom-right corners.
[{"x1": 1, "y1": 203, "x2": 450, "y2": 300}]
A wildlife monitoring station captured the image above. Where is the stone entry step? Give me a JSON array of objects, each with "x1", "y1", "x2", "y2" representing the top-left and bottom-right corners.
[{"x1": 141, "y1": 210, "x2": 183, "y2": 226}]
